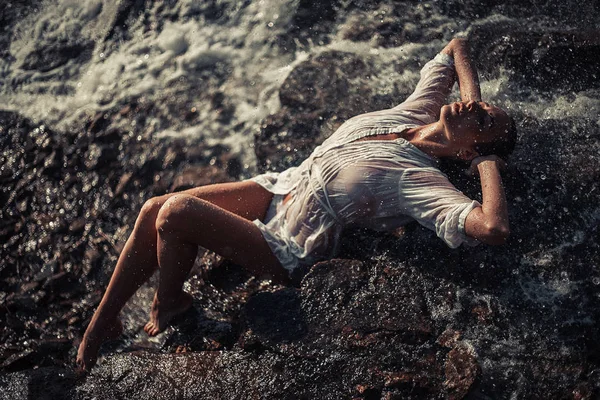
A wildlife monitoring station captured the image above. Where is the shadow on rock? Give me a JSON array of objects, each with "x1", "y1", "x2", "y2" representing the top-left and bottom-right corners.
[{"x1": 243, "y1": 288, "x2": 308, "y2": 344}]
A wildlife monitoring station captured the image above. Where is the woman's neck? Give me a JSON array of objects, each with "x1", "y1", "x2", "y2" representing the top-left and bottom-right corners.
[{"x1": 402, "y1": 121, "x2": 455, "y2": 158}]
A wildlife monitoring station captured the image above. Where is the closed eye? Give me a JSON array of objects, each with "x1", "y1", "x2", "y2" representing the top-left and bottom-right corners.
[{"x1": 479, "y1": 112, "x2": 494, "y2": 130}]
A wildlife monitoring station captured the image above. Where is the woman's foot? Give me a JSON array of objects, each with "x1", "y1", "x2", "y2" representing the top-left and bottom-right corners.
[
  {"x1": 76, "y1": 318, "x2": 123, "y2": 372},
  {"x1": 144, "y1": 291, "x2": 193, "y2": 336}
]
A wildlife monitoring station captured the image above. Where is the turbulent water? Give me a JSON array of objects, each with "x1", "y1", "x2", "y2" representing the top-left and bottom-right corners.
[
  {"x1": 1, "y1": 0, "x2": 600, "y2": 398},
  {"x1": 4, "y1": 0, "x2": 303, "y2": 172},
  {"x1": 3, "y1": 0, "x2": 598, "y2": 172}
]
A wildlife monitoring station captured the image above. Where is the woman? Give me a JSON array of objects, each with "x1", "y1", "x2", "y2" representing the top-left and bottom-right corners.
[{"x1": 76, "y1": 38, "x2": 516, "y2": 370}]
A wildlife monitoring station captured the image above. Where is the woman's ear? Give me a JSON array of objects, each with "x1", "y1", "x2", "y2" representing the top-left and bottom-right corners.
[{"x1": 457, "y1": 148, "x2": 479, "y2": 161}]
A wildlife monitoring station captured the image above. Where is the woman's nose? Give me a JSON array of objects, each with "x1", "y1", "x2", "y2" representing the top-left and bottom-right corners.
[{"x1": 465, "y1": 100, "x2": 478, "y2": 112}]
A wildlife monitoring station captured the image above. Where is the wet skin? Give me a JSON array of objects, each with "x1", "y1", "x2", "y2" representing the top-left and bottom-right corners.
[
  {"x1": 441, "y1": 100, "x2": 512, "y2": 149},
  {"x1": 76, "y1": 181, "x2": 288, "y2": 372}
]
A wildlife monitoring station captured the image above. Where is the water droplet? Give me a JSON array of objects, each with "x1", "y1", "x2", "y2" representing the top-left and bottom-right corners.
[
  {"x1": 541, "y1": 174, "x2": 546, "y2": 180},
  {"x1": 593, "y1": 277, "x2": 600, "y2": 285}
]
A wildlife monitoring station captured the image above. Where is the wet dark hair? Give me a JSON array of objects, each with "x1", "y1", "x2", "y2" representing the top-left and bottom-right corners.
[
  {"x1": 474, "y1": 116, "x2": 518, "y2": 161},
  {"x1": 439, "y1": 115, "x2": 518, "y2": 179}
]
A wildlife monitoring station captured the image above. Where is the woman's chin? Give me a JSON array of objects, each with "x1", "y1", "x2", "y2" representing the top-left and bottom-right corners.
[
  {"x1": 441, "y1": 104, "x2": 452, "y2": 116},
  {"x1": 439, "y1": 105, "x2": 452, "y2": 125}
]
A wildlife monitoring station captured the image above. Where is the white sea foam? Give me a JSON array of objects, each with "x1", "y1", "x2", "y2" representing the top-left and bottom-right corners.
[
  {"x1": 2, "y1": 0, "x2": 598, "y2": 173},
  {"x1": 1, "y1": 0, "x2": 308, "y2": 171}
]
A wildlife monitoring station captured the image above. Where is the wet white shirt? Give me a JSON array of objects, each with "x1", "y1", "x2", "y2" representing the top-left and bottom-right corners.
[{"x1": 249, "y1": 53, "x2": 481, "y2": 274}]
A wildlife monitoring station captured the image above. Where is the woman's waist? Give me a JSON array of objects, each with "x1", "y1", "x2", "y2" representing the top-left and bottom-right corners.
[{"x1": 283, "y1": 192, "x2": 293, "y2": 205}]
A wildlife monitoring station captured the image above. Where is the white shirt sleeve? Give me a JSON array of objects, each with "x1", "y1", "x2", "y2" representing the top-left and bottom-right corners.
[
  {"x1": 399, "y1": 167, "x2": 480, "y2": 248},
  {"x1": 395, "y1": 53, "x2": 456, "y2": 123}
]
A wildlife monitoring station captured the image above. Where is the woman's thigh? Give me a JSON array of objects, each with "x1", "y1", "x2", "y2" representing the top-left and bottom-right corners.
[
  {"x1": 158, "y1": 193, "x2": 288, "y2": 283},
  {"x1": 155, "y1": 180, "x2": 274, "y2": 223}
]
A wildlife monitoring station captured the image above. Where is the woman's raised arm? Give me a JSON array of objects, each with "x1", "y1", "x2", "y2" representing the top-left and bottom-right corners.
[{"x1": 441, "y1": 38, "x2": 482, "y2": 102}]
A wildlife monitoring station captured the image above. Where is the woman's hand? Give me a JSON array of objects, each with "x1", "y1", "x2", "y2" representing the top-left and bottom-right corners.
[{"x1": 467, "y1": 155, "x2": 507, "y2": 177}]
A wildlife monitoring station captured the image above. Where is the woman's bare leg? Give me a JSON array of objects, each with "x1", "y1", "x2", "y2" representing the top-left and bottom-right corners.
[
  {"x1": 76, "y1": 181, "x2": 279, "y2": 370},
  {"x1": 143, "y1": 193, "x2": 288, "y2": 335}
]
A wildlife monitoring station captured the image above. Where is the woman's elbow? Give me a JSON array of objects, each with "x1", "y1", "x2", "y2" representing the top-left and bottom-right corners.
[
  {"x1": 450, "y1": 38, "x2": 469, "y2": 51},
  {"x1": 481, "y1": 224, "x2": 510, "y2": 245},
  {"x1": 451, "y1": 37, "x2": 468, "y2": 46}
]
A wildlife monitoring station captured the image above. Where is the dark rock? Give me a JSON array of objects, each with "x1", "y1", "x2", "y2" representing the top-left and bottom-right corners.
[
  {"x1": 20, "y1": 39, "x2": 95, "y2": 73},
  {"x1": 169, "y1": 165, "x2": 233, "y2": 192},
  {"x1": 254, "y1": 109, "x2": 327, "y2": 172},
  {"x1": 465, "y1": 0, "x2": 599, "y2": 25},
  {"x1": 0, "y1": 366, "x2": 77, "y2": 400},
  {"x1": 161, "y1": 146, "x2": 185, "y2": 169},
  {"x1": 87, "y1": 112, "x2": 110, "y2": 135},
  {"x1": 0, "y1": 348, "x2": 36, "y2": 373},
  {"x1": 95, "y1": 128, "x2": 123, "y2": 144},
  {"x1": 68, "y1": 218, "x2": 87, "y2": 234},
  {"x1": 280, "y1": 51, "x2": 369, "y2": 113},
  {"x1": 161, "y1": 308, "x2": 236, "y2": 353},
  {"x1": 299, "y1": 260, "x2": 433, "y2": 343},
  {"x1": 286, "y1": 0, "x2": 340, "y2": 46},
  {"x1": 5, "y1": 293, "x2": 39, "y2": 312},
  {"x1": 444, "y1": 344, "x2": 479, "y2": 399},
  {"x1": 437, "y1": 0, "x2": 504, "y2": 19},
  {"x1": 256, "y1": 50, "x2": 405, "y2": 171},
  {"x1": 2, "y1": 251, "x2": 600, "y2": 398},
  {"x1": 470, "y1": 27, "x2": 600, "y2": 92},
  {"x1": 244, "y1": 288, "x2": 307, "y2": 343},
  {"x1": 437, "y1": 329, "x2": 461, "y2": 348},
  {"x1": 42, "y1": 271, "x2": 72, "y2": 292},
  {"x1": 84, "y1": 144, "x2": 119, "y2": 170},
  {"x1": 113, "y1": 172, "x2": 133, "y2": 196},
  {"x1": 0, "y1": 107, "x2": 234, "y2": 377}
]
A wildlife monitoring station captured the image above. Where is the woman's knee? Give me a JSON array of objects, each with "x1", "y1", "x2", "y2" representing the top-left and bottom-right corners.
[
  {"x1": 155, "y1": 194, "x2": 199, "y2": 233},
  {"x1": 137, "y1": 195, "x2": 169, "y2": 228}
]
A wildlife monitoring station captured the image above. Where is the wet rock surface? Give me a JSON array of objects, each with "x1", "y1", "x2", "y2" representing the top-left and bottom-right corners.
[
  {"x1": 470, "y1": 25, "x2": 600, "y2": 92},
  {"x1": 2, "y1": 0, "x2": 600, "y2": 399},
  {"x1": 0, "y1": 108, "x2": 242, "y2": 373}
]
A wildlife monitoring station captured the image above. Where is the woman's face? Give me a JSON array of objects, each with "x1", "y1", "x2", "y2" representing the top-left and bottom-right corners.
[{"x1": 440, "y1": 100, "x2": 511, "y2": 149}]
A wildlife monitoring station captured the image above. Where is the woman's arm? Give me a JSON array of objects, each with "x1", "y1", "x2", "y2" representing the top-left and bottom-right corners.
[
  {"x1": 441, "y1": 38, "x2": 482, "y2": 102},
  {"x1": 464, "y1": 156, "x2": 510, "y2": 245}
]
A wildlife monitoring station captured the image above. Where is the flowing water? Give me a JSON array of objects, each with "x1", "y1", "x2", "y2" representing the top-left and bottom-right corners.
[{"x1": 3, "y1": 1, "x2": 598, "y2": 173}]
